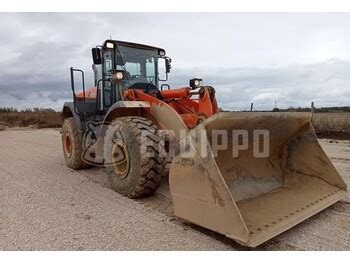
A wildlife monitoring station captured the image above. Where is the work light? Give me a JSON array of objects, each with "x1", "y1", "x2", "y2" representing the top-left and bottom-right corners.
[
  {"x1": 189, "y1": 78, "x2": 202, "y2": 89},
  {"x1": 106, "y1": 42, "x2": 114, "y2": 49}
]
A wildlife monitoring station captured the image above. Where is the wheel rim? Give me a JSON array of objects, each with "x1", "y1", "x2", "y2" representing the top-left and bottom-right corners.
[
  {"x1": 64, "y1": 133, "x2": 72, "y2": 158},
  {"x1": 111, "y1": 139, "x2": 130, "y2": 178}
]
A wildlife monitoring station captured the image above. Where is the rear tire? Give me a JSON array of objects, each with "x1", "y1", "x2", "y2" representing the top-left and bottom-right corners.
[
  {"x1": 62, "y1": 117, "x2": 90, "y2": 170},
  {"x1": 104, "y1": 116, "x2": 166, "y2": 198}
]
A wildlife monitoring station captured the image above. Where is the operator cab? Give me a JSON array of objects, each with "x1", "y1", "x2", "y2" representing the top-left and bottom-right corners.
[{"x1": 91, "y1": 40, "x2": 171, "y2": 110}]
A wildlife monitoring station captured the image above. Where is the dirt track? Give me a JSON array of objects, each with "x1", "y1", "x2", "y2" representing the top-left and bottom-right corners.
[{"x1": 0, "y1": 129, "x2": 349, "y2": 250}]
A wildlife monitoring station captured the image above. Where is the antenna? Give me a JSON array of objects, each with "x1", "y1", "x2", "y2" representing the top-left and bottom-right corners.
[{"x1": 110, "y1": 35, "x2": 112, "y2": 40}]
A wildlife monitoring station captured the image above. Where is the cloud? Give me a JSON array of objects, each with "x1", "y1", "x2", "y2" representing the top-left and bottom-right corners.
[
  {"x1": 170, "y1": 59, "x2": 350, "y2": 110},
  {"x1": 0, "y1": 13, "x2": 349, "y2": 111},
  {"x1": 2, "y1": 57, "x2": 348, "y2": 111}
]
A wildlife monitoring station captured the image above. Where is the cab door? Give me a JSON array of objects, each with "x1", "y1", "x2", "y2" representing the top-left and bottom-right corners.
[{"x1": 101, "y1": 49, "x2": 115, "y2": 109}]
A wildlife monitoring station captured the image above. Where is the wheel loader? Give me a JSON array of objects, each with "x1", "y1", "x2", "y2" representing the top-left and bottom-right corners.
[{"x1": 62, "y1": 39, "x2": 347, "y2": 247}]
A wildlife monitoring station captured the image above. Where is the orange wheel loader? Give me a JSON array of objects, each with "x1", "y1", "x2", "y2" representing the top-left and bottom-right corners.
[{"x1": 61, "y1": 39, "x2": 347, "y2": 247}]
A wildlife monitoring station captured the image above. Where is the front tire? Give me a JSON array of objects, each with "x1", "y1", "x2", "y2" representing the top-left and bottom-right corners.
[{"x1": 104, "y1": 116, "x2": 166, "y2": 198}]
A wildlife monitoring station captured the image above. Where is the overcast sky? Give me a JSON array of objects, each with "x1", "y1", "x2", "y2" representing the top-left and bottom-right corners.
[{"x1": 0, "y1": 13, "x2": 349, "y2": 111}]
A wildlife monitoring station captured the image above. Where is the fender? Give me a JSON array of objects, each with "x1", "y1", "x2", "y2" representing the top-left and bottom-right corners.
[
  {"x1": 62, "y1": 102, "x2": 83, "y2": 130},
  {"x1": 101, "y1": 99, "x2": 189, "y2": 141},
  {"x1": 98, "y1": 101, "x2": 152, "y2": 137},
  {"x1": 103, "y1": 100, "x2": 151, "y2": 123}
]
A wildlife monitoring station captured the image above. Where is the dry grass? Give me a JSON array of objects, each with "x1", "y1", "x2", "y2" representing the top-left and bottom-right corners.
[
  {"x1": 313, "y1": 113, "x2": 350, "y2": 140},
  {"x1": 313, "y1": 113, "x2": 350, "y2": 131},
  {"x1": 0, "y1": 111, "x2": 62, "y2": 129}
]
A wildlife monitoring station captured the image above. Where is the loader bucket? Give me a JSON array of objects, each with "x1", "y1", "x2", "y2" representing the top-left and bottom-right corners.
[{"x1": 169, "y1": 112, "x2": 347, "y2": 247}]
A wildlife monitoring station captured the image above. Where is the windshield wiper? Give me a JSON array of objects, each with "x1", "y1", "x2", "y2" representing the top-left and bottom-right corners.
[
  {"x1": 115, "y1": 46, "x2": 131, "y2": 86},
  {"x1": 113, "y1": 46, "x2": 132, "y2": 101}
]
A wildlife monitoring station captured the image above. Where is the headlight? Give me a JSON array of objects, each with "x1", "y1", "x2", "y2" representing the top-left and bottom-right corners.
[
  {"x1": 116, "y1": 72, "x2": 124, "y2": 80},
  {"x1": 189, "y1": 78, "x2": 202, "y2": 89},
  {"x1": 113, "y1": 71, "x2": 124, "y2": 80}
]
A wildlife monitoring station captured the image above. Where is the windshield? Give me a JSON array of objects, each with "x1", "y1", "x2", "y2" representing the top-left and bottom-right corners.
[{"x1": 115, "y1": 45, "x2": 158, "y2": 87}]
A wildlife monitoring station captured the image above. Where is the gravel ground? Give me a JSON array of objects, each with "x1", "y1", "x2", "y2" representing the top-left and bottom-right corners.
[{"x1": 0, "y1": 129, "x2": 349, "y2": 250}]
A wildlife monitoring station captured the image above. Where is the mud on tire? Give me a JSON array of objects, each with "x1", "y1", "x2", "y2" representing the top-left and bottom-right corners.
[
  {"x1": 62, "y1": 117, "x2": 91, "y2": 170},
  {"x1": 104, "y1": 116, "x2": 166, "y2": 198}
]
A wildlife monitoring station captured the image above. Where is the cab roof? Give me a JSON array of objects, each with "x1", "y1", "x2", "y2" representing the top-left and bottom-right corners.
[{"x1": 103, "y1": 40, "x2": 166, "y2": 55}]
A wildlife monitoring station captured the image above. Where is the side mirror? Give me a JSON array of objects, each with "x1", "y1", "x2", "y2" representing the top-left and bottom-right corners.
[
  {"x1": 165, "y1": 57, "x2": 172, "y2": 73},
  {"x1": 92, "y1": 48, "x2": 102, "y2": 65}
]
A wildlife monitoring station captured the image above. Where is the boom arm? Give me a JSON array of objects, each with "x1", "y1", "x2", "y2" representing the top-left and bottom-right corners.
[{"x1": 124, "y1": 86, "x2": 218, "y2": 129}]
